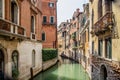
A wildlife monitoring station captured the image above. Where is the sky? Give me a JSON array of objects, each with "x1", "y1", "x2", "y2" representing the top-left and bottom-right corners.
[{"x1": 57, "y1": 0, "x2": 88, "y2": 26}]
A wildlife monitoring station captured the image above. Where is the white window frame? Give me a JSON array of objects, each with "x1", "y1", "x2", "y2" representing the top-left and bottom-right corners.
[
  {"x1": 49, "y1": 2, "x2": 54, "y2": 8},
  {"x1": 50, "y1": 16, "x2": 54, "y2": 24},
  {"x1": 31, "y1": 15, "x2": 36, "y2": 40},
  {"x1": 43, "y1": 15, "x2": 47, "y2": 23},
  {"x1": 11, "y1": 0, "x2": 20, "y2": 25}
]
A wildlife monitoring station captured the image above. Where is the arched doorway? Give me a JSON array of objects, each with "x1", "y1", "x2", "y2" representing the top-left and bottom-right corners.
[
  {"x1": 0, "y1": 50, "x2": 4, "y2": 80},
  {"x1": 100, "y1": 65, "x2": 107, "y2": 80}
]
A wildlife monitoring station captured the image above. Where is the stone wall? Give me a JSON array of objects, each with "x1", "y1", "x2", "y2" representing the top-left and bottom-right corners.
[
  {"x1": 18, "y1": 40, "x2": 42, "y2": 80},
  {"x1": 0, "y1": 37, "x2": 42, "y2": 80},
  {"x1": 42, "y1": 58, "x2": 58, "y2": 71}
]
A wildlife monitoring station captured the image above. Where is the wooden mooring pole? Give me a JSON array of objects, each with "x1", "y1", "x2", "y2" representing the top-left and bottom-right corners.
[{"x1": 30, "y1": 67, "x2": 33, "y2": 80}]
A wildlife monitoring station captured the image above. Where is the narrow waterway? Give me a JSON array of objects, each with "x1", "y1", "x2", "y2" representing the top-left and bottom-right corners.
[{"x1": 34, "y1": 57, "x2": 90, "y2": 80}]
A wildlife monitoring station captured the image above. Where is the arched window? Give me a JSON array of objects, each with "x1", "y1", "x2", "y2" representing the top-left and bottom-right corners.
[
  {"x1": 42, "y1": 32, "x2": 45, "y2": 41},
  {"x1": 11, "y1": 0, "x2": 19, "y2": 24},
  {"x1": 31, "y1": 16, "x2": 35, "y2": 33},
  {"x1": 32, "y1": 50, "x2": 35, "y2": 67},
  {"x1": 12, "y1": 50, "x2": 19, "y2": 78},
  {"x1": 12, "y1": 51, "x2": 19, "y2": 70},
  {"x1": 98, "y1": 0, "x2": 103, "y2": 19}
]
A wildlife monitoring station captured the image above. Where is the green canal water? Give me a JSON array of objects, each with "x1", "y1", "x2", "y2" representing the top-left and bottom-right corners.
[{"x1": 34, "y1": 57, "x2": 90, "y2": 80}]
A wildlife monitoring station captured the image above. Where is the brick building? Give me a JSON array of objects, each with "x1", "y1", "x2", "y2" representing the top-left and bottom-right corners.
[
  {"x1": 0, "y1": 0, "x2": 42, "y2": 79},
  {"x1": 41, "y1": 0, "x2": 57, "y2": 48}
]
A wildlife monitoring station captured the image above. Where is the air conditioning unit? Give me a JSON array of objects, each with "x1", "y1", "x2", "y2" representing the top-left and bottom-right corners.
[{"x1": 31, "y1": 33, "x2": 36, "y2": 40}]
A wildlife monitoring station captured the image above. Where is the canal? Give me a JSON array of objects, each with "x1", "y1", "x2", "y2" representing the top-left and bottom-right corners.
[{"x1": 34, "y1": 57, "x2": 90, "y2": 80}]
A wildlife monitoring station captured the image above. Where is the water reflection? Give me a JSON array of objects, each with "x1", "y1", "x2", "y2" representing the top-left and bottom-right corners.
[{"x1": 34, "y1": 57, "x2": 90, "y2": 80}]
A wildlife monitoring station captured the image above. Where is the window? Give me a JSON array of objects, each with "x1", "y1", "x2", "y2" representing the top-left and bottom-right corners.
[
  {"x1": 73, "y1": 17, "x2": 75, "y2": 20},
  {"x1": 98, "y1": 40, "x2": 103, "y2": 56},
  {"x1": 98, "y1": 0, "x2": 103, "y2": 19},
  {"x1": 88, "y1": 28, "x2": 89, "y2": 41},
  {"x1": 91, "y1": 9, "x2": 94, "y2": 28},
  {"x1": 31, "y1": 16, "x2": 35, "y2": 33},
  {"x1": 105, "y1": 38, "x2": 112, "y2": 59},
  {"x1": 43, "y1": 16, "x2": 47, "y2": 23},
  {"x1": 92, "y1": 41, "x2": 94, "y2": 54},
  {"x1": 105, "y1": 0, "x2": 112, "y2": 12},
  {"x1": 32, "y1": 50, "x2": 35, "y2": 67},
  {"x1": 42, "y1": 32, "x2": 45, "y2": 41},
  {"x1": 0, "y1": 0, "x2": 3, "y2": 18},
  {"x1": 62, "y1": 32, "x2": 64, "y2": 37},
  {"x1": 49, "y1": 2, "x2": 54, "y2": 7},
  {"x1": 63, "y1": 24, "x2": 66, "y2": 26},
  {"x1": 82, "y1": 16, "x2": 86, "y2": 25},
  {"x1": 0, "y1": 50, "x2": 4, "y2": 75},
  {"x1": 50, "y1": 16, "x2": 54, "y2": 24},
  {"x1": 83, "y1": 31, "x2": 86, "y2": 43},
  {"x1": 11, "y1": 0, "x2": 19, "y2": 24},
  {"x1": 12, "y1": 51, "x2": 19, "y2": 77},
  {"x1": 12, "y1": 51, "x2": 19, "y2": 69},
  {"x1": 74, "y1": 23, "x2": 76, "y2": 27}
]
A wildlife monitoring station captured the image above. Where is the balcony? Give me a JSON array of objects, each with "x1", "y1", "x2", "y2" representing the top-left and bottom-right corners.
[
  {"x1": 0, "y1": 18, "x2": 26, "y2": 39},
  {"x1": 42, "y1": 22, "x2": 56, "y2": 25},
  {"x1": 93, "y1": 12, "x2": 113, "y2": 36},
  {"x1": 91, "y1": 55, "x2": 120, "y2": 74}
]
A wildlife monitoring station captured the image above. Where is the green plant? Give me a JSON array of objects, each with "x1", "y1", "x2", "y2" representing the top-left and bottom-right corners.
[
  {"x1": 72, "y1": 35, "x2": 76, "y2": 39},
  {"x1": 42, "y1": 48, "x2": 58, "y2": 61},
  {"x1": 12, "y1": 68, "x2": 19, "y2": 80}
]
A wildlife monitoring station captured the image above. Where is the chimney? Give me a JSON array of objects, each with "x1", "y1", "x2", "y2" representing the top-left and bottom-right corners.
[
  {"x1": 76, "y1": 8, "x2": 80, "y2": 13},
  {"x1": 70, "y1": 19, "x2": 72, "y2": 22},
  {"x1": 67, "y1": 20, "x2": 69, "y2": 23},
  {"x1": 83, "y1": 4, "x2": 86, "y2": 10}
]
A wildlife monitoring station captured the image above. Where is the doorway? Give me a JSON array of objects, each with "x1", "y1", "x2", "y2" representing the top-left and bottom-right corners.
[
  {"x1": 100, "y1": 65, "x2": 107, "y2": 80},
  {"x1": 0, "y1": 50, "x2": 4, "y2": 80}
]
